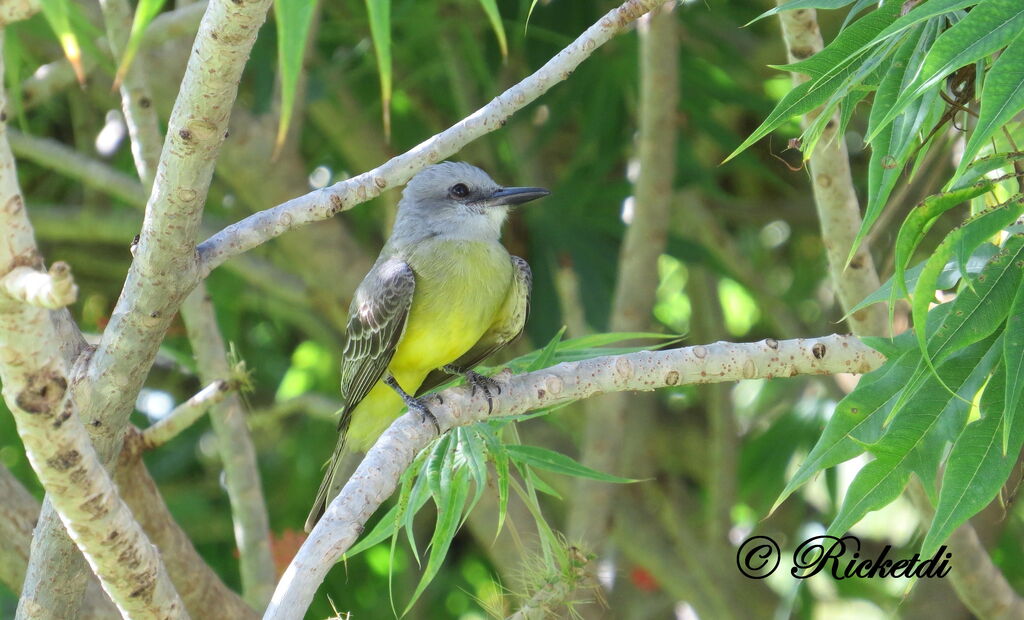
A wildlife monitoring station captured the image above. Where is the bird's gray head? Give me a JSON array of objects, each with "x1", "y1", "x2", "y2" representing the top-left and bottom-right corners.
[{"x1": 391, "y1": 162, "x2": 548, "y2": 242}]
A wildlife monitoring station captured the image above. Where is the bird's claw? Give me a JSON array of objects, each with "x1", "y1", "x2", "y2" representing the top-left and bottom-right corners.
[
  {"x1": 465, "y1": 370, "x2": 501, "y2": 414},
  {"x1": 407, "y1": 397, "x2": 440, "y2": 435}
]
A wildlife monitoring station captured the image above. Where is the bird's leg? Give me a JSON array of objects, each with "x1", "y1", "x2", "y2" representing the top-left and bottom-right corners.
[
  {"x1": 384, "y1": 375, "x2": 440, "y2": 435},
  {"x1": 442, "y1": 365, "x2": 502, "y2": 414}
]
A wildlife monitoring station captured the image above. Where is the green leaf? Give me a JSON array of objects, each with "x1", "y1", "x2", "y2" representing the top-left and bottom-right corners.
[
  {"x1": 912, "y1": 211, "x2": 1024, "y2": 366},
  {"x1": 847, "y1": 242, "x2": 999, "y2": 316},
  {"x1": 860, "y1": 20, "x2": 939, "y2": 256},
  {"x1": 525, "y1": 326, "x2": 566, "y2": 372},
  {"x1": 874, "y1": 0, "x2": 1024, "y2": 136},
  {"x1": 505, "y1": 444, "x2": 638, "y2": 483},
  {"x1": 950, "y1": 151, "x2": 1024, "y2": 191},
  {"x1": 114, "y1": 0, "x2": 168, "y2": 88},
  {"x1": 404, "y1": 467, "x2": 470, "y2": 613},
  {"x1": 927, "y1": 235, "x2": 1024, "y2": 365},
  {"x1": 771, "y1": 1, "x2": 900, "y2": 80},
  {"x1": 38, "y1": 0, "x2": 85, "y2": 83},
  {"x1": 860, "y1": 0, "x2": 978, "y2": 66},
  {"x1": 1004, "y1": 283, "x2": 1024, "y2": 452},
  {"x1": 345, "y1": 451, "x2": 430, "y2": 558},
  {"x1": 889, "y1": 181, "x2": 999, "y2": 327},
  {"x1": 922, "y1": 365, "x2": 1022, "y2": 558},
  {"x1": 273, "y1": 0, "x2": 317, "y2": 154},
  {"x1": 475, "y1": 0, "x2": 507, "y2": 59},
  {"x1": 745, "y1": 0, "x2": 858, "y2": 27},
  {"x1": 773, "y1": 347, "x2": 921, "y2": 513},
  {"x1": 725, "y1": 1, "x2": 901, "y2": 162},
  {"x1": 365, "y1": 0, "x2": 392, "y2": 139},
  {"x1": 955, "y1": 33, "x2": 1024, "y2": 181},
  {"x1": 825, "y1": 337, "x2": 1000, "y2": 538}
]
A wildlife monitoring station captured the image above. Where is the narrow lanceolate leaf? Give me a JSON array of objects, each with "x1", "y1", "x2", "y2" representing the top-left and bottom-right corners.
[
  {"x1": 113, "y1": 0, "x2": 168, "y2": 88},
  {"x1": 950, "y1": 151, "x2": 1024, "y2": 192},
  {"x1": 38, "y1": 0, "x2": 85, "y2": 83},
  {"x1": 725, "y1": 1, "x2": 900, "y2": 162},
  {"x1": 475, "y1": 0, "x2": 508, "y2": 59},
  {"x1": 955, "y1": 33, "x2": 1024, "y2": 181},
  {"x1": 889, "y1": 181, "x2": 998, "y2": 326},
  {"x1": 912, "y1": 213, "x2": 1024, "y2": 366},
  {"x1": 771, "y1": 347, "x2": 922, "y2": 514},
  {"x1": 273, "y1": 0, "x2": 318, "y2": 154},
  {"x1": 825, "y1": 337, "x2": 998, "y2": 538},
  {"x1": 505, "y1": 444, "x2": 638, "y2": 483},
  {"x1": 405, "y1": 467, "x2": 470, "y2": 614},
  {"x1": 927, "y1": 235, "x2": 1024, "y2": 366},
  {"x1": 365, "y1": 0, "x2": 392, "y2": 139},
  {"x1": 1004, "y1": 284, "x2": 1024, "y2": 452},
  {"x1": 745, "y1": 0, "x2": 858, "y2": 27},
  {"x1": 873, "y1": 0, "x2": 1024, "y2": 137},
  {"x1": 922, "y1": 366, "x2": 1022, "y2": 558},
  {"x1": 859, "y1": 20, "x2": 938, "y2": 262},
  {"x1": 772, "y1": 1, "x2": 901, "y2": 80}
]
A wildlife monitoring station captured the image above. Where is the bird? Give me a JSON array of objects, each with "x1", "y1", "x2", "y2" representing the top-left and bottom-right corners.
[{"x1": 305, "y1": 161, "x2": 549, "y2": 532}]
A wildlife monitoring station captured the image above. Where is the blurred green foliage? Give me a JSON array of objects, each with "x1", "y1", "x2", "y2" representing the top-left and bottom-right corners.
[{"x1": 5, "y1": 0, "x2": 1024, "y2": 618}]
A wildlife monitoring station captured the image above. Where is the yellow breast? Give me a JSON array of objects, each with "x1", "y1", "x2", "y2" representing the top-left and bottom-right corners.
[{"x1": 389, "y1": 239, "x2": 513, "y2": 379}]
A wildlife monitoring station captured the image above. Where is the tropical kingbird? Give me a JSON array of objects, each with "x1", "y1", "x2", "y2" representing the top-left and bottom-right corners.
[{"x1": 305, "y1": 161, "x2": 549, "y2": 531}]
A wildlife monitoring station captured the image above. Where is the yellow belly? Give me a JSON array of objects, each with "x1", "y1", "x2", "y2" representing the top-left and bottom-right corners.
[{"x1": 345, "y1": 239, "x2": 513, "y2": 449}]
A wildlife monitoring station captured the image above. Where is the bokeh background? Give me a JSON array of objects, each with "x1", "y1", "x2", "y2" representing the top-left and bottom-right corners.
[{"x1": 1, "y1": 0, "x2": 1009, "y2": 618}]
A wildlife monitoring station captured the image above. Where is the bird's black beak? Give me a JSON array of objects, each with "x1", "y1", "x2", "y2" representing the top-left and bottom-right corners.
[{"x1": 477, "y1": 186, "x2": 550, "y2": 208}]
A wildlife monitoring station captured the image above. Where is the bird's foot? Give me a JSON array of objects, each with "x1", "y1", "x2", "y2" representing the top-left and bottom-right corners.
[
  {"x1": 445, "y1": 366, "x2": 502, "y2": 413},
  {"x1": 385, "y1": 376, "x2": 441, "y2": 435},
  {"x1": 406, "y1": 396, "x2": 440, "y2": 435}
]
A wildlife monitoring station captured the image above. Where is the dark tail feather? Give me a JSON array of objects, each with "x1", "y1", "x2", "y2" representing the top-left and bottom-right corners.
[{"x1": 305, "y1": 413, "x2": 351, "y2": 533}]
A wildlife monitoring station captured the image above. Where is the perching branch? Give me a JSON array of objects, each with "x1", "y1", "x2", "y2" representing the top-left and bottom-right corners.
[
  {"x1": 265, "y1": 335, "x2": 884, "y2": 619},
  {"x1": 196, "y1": 0, "x2": 665, "y2": 277},
  {"x1": 776, "y1": 5, "x2": 887, "y2": 337}
]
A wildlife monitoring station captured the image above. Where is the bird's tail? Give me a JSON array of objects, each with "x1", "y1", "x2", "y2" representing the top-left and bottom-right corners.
[{"x1": 304, "y1": 411, "x2": 351, "y2": 533}]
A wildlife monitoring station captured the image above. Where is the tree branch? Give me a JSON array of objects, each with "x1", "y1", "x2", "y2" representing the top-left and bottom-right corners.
[
  {"x1": 195, "y1": 0, "x2": 665, "y2": 277},
  {"x1": 0, "y1": 29, "x2": 186, "y2": 618},
  {"x1": 99, "y1": 0, "x2": 163, "y2": 187},
  {"x1": 776, "y1": 5, "x2": 887, "y2": 337},
  {"x1": 139, "y1": 380, "x2": 230, "y2": 449},
  {"x1": 181, "y1": 287, "x2": 276, "y2": 609},
  {"x1": 569, "y1": 2, "x2": 678, "y2": 551},
  {"x1": 0, "y1": 464, "x2": 37, "y2": 596},
  {"x1": 266, "y1": 335, "x2": 883, "y2": 619},
  {"x1": 0, "y1": 262, "x2": 77, "y2": 309}
]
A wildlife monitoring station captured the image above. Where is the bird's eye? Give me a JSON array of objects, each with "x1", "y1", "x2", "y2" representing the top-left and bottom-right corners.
[{"x1": 449, "y1": 183, "x2": 470, "y2": 199}]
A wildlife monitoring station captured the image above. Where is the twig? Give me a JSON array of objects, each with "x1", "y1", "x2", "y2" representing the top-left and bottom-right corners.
[
  {"x1": 181, "y1": 286, "x2": 276, "y2": 609},
  {"x1": 196, "y1": 0, "x2": 665, "y2": 276},
  {"x1": 7, "y1": 129, "x2": 149, "y2": 206},
  {"x1": 140, "y1": 380, "x2": 231, "y2": 449},
  {"x1": 0, "y1": 261, "x2": 77, "y2": 309},
  {"x1": 99, "y1": 0, "x2": 163, "y2": 187},
  {"x1": 0, "y1": 0, "x2": 38, "y2": 26},
  {"x1": 777, "y1": 5, "x2": 888, "y2": 337},
  {"x1": 266, "y1": 334, "x2": 884, "y2": 619}
]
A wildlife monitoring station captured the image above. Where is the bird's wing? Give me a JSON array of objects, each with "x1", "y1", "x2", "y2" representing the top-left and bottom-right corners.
[
  {"x1": 416, "y1": 256, "x2": 532, "y2": 396},
  {"x1": 338, "y1": 257, "x2": 416, "y2": 429}
]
